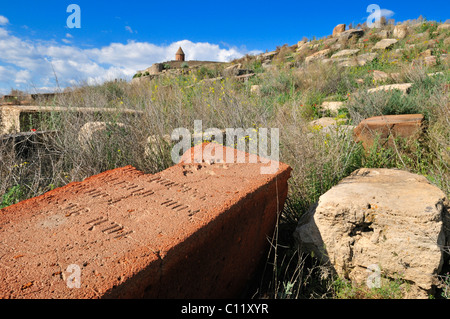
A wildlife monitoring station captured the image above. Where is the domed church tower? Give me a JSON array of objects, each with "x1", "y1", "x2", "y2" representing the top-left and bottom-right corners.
[{"x1": 175, "y1": 47, "x2": 185, "y2": 62}]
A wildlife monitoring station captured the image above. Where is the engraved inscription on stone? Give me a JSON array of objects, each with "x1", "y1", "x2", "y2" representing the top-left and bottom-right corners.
[{"x1": 86, "y1": 216, "x2": 133, "y2": 239}]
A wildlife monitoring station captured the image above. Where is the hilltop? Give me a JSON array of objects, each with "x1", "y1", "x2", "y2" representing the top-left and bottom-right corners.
[{"x1": 130, "y1": 18, "x2": 449, "y2": 87}]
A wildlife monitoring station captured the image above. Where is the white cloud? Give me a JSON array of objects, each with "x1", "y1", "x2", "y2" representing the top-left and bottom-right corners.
[
  {"x1": 0, "y1": 65, "x2": 16, "y2": 88},
  {"x1": 125, "y1": 26, "x2": 135, "y2": 34},
  {"x1": 65, "y1": 33, "x2": 73, "y2": 38},
  {"x1": 363, "y1": 7, "x2": 395, "y2": 23},
  {"x1": 15, "y1": 69, "x2": 32, "y2": 84},
  {"x1": 380, "y1": 9, "x2": 395, "y2": 18},
  {"x1": 0, "y1": 27, "x2": 260, "y2": 93},
  {"x1": 0, "y1": 15, "x2": 9, "y2": 26}
]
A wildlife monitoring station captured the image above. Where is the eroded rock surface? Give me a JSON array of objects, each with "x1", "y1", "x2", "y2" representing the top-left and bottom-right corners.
[{"x1": 295, "y1": 168, "x2": 449, "y2": 298}]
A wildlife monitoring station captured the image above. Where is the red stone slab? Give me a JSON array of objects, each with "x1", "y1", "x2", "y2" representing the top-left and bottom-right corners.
[
  {"x1": 353, "y1": 114, "x2": 424, "y2": 150},
  {"x1": 0, "y1": 143, "x2": 291, "y2": 298}
]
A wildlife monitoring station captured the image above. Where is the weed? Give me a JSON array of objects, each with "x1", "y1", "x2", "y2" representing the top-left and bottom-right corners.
[
  {"x1": 333, "y1": 275, "x2": 406, "y2": 299},
  {"x1": 0, "y1": 185, "x2": 25, "y2": 209}
]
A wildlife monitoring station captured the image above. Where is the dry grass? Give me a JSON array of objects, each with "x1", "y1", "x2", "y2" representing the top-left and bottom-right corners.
[{"x1": 1, "y1": 20, "x2": 449, "y2": 298}]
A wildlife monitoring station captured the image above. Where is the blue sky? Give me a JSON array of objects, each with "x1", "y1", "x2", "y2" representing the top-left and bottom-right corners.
[{"x1": 0, "y1": 0, "x2": 448, "y2": 94}]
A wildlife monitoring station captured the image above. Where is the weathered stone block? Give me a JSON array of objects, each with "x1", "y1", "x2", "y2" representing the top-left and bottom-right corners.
[
  {"x1": 330, "y1": 49, "x2": 360, "y2": 59},
  {"x1": 393, "y1": 24, "x2": 409, "y2": 39},
  {"x1": 0, "y1": 144, "x2": 291, "y2": 299},
  {"x1": 332, "y1": 24, "x2": 346, "y2": 37},
  {"x1": 367, "y1": 83, "x2": 413, "y2": 95},
  {"x1": 305, "y1": 49, "x2": 330, "y2": 64},
  {"x1": 353, "y1": 114, "x2": 424, "y2": 150},
  {"x1": 294, "y1": 168, "x2": 449, "y2": 298},
  {"x1": 338, "y1": 29, "x2": 364, "y2": 41},
  {"x1": 372, "y1": 38, "x2": 398, "y2": 50}
]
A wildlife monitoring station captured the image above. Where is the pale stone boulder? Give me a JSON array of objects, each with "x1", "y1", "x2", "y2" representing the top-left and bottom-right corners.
[
  {"x1": 420, "y1": 49, "x2": 432, "y2": 58},
  {"x1": 309, "y1": 117, "x2": 338, "y2": 128},
  {"x1": 307, "y1": 117, "x2": 354, "y2": 137},
  {"x1": 321, "y1": 101, "x2": 344, "y2": 115},
  {"x1": 262, "y1": 62, "x2": 275, "y2": 70},
  {"x1": 372, "y1": 70, "x2": 390, "y2": 82},
  {"x1": 0, "y1": 106, "x2": 21, "y2": 134},
  {"x1": 393, "y1": 24, "x2": 409, "y2": 39},
  {"x1": 331, "y1": 49, "x2": 360, "y2": 59},
  {"x1": 367, "y1": 83, "x2": 413, "y2": 95},
  {"x1": 428, "y1": 72, "x2": 444, "y2": 77},
  {"x1": 390, "y1": 72, "x2": 402, "y2": 82},
  {"x1": 333, "y1": 24, "x2": 346, "y2": 37},
  {"x1": 321, "y1": 124, "x2": 355, "y2": 136},
  {"x1": 145, "y1": 134, "x2": 172, "y2": 157},
  {"x1": 424, "y1": 56, "x2": 437, "y2": 66},
  {"x1": 437, "y1": 23, "x2": 450, "y2": 31},
  {"x1": 223, "y1": 63, "x2": 243, "y2": 76},
  {"x1": 250, "y1": 85, "x2": 261, "y2": 95},
  {"x1": 338, "y1": 29, "x2": 365, "y2": 41},
  {"x1": 372, "y1": 39, "x2": 398, "y2": 50},
  {"x1": 257, "y1": 51, "x2": 277, "y2": 62},
  {"x1": 338, "y1": 58, "x2": 359, "y2": 67},
  {"x1": 294, "y1": 168, "x2": 449, "y2": 298},
  {"x1": 323, "y1": 37, "x2": 338, "y2": 47},
  {"x1": 331, "y1": 42, "x2": 342, "y2": 51},
  {"x1": 356, "y1": 53, "x2": 378, "y2": 66},
  {"x1": 377, "y1": 30, "x2": 392, "y2": 39},
  {"x1": 297, "y1": 39, "x2": 308, "y2": 51},
  {"x1": 305, "y1": 49, "x2": 330, "y2": 64},
  {"x1": 78, "y1": 121, "x2": 128, "y2": 148}
]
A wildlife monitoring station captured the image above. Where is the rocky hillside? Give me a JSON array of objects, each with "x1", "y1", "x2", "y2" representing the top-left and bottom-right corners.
[{"x1": 238, "y1": 20, "x2": 448, "y2": 68}]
